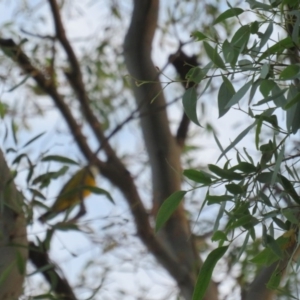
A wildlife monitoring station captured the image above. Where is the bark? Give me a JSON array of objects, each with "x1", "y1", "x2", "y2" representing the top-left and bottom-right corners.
[
  {"x1": 124, "y1": 1, "x2": 218, "y2": 299},
  {"x1": 29, "y1": 242, "x2": 77, "y2": 300},
  {"x1": 0, "y1": 149, "x2": 28, "y2": 300}
]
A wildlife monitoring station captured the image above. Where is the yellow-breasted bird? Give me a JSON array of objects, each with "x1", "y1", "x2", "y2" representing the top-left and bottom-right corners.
[{"x1": 38, "y1": 165, "x2": 98, "y2": 223}]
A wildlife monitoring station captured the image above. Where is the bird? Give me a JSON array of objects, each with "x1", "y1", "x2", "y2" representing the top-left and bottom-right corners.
[{"x1": 38, "y1": 165, "x2": 98, "y2": 223}]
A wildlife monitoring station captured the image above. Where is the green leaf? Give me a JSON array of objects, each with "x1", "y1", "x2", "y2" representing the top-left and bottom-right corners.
[
  {"x1": 7, "y1": 75, "x2": 30, "y2": 92},
  {"x1": 231, "y1": 25, "x2": 250, "y2": 53},
  {"x1": 192, "y1": 246, "x2": 228, "y2": 300},
  {"x1": 191, "y1": 31, "x2": 208, "y2": 41},
  {"x1": 246, "y1": 0, "x2": 272, "y2": 10},
  {"x1": 255, "y1": 116, "x2": 263, "y2": 150},
  {"x1": 53, "y1": 222, "x2": 80, "y2": 232},
  {"x1": 217, "y1": 122, "x2": 256, "y2": 162},
  {"x1": 186, "y1": 67, "x2": 205, "y2": 84},
  {"x1": 257, "y1": 172, "x2": 273, "y2": 183},
  {"x1": 182, "y1": 87, "x2": 201, "y2": 126},
  {"x1": 183, "y1": 169, "x2": 212, "y2": 185},
  {"x1": 271, "y1": 84, "x2": 287, "y2": 107},
  {"x1": 213, "y1": 8, "x2": 244, "y2": 25},
  {"x1": 260, "y1": 80, "x2": 276, "y2": 97},
  {"x1": 272, "y1": 217, "x2": 288, "y2": 230},
  {"x1": 250, "y1": 21, "x2": 259, "y2": 34},
  {"x1": 22, "y1": 132, "x2": 45, "y2": 148},
  {"x1": 278, "y1": 174, "x2": 300, "y2": 204},
  {"x1": 227, "y1": 214, "x2": 259, "y2": 230},
  {"x1": 258, "y1": 22, "x2": 273, "y2": 50},
  {"x1": 250, "y1": 247, "x2": 279, "y2": 266},
  {"x1": 280, "y1": 65, "x2": 300, "y2": 80},
  {"x1": 155, "y1": 191, "x2": 187, "y2": 232},
  {"x1": 238, "y1": 59, "x2": 255, "y2": 71},
  {"x1": 291, "y1": 11, "x2": 300, "y2": 44},
  {"x1": 271, "y1": 146, "x2": 284, "y2": 185},
  {"x1": 86, "y1": 186, "x2": 115, "y2": 204},
  {"x1": 260, "y1": 63, "x2": 269, "y2": 79},
  {"x1": 218, "y1": 75, "x2": 235, "y2": 118},
  {"x1": 254, "y1": 88, "x2": 287, "y2": 106},
  {"x1": 207, "y1": 194, "x2": 233, "y2": 205},
  {"x1": 41, "y1": 155, "x2": 79, "y2": 165},
  {"x1": 266, "y1": 234, "x2": 283, "y2": 259},
  {"x1": 282, "y1": 208, "x2": 299, "y2": 224},
  {"x1": 203, "y1": 42, "x2": 226, "y2": 70},
  {"x1": 225, "y1": 80, "x2": 252, "y2": 109},
  {"x1": 211, "y1": 230, "x2": 228, "y2": 242},
  {"x1": 225, "y1": 183, "x2": 244, "y2": 195},
  {"x1": 234, "y1": 232, "x2": 250, "y2": 263},
  {"x1": 222, "y1": 39, "x2": 238, "y2": 65},
  {"x1": 214, "y1": 201, "x2": 226, "y2": 231},
  {"x1": 249, "y1": 78, "x2": 261, "y2": 104},
  {"x1": 208, "y1": 164, "x2": 243, "y2": 180},
  {"x1": 230, "y1": 162, "x2": 257, "y2": 173},
  {"x1": 258, "y1": 37, "x2": 293, "y2": 62},
  {"x1": 266, "y1": 265, "x2": 281, "y2": 290},
  {"x1": 284, "y1": 92, "x2": 300, "y2": 110},
  {"x1": 32, "y1": 166, "x2": 69, "y2": 188}
]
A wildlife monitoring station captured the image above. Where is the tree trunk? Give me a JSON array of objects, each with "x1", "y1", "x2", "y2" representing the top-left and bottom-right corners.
[
  {"x1": 0, "y1": 149, "x2": 28, "y2": 300},
  {"x1": 124, "y1": 0, "x2": 218, "y2": 299}
]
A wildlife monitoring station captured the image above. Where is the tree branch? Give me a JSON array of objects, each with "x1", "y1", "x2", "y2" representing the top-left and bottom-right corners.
[
  {"x1": 47, "y1": 0, "x2": 115, "y2": 158},
  {"x1": 29, "y1": 241, "x2": 77, "y2": 300},
  {"x1": 0, "y1": 35, "x2": 200, "y2": 300},
  {"x1": 124, "y1": 1, "x2": 218, "y2": 299}
]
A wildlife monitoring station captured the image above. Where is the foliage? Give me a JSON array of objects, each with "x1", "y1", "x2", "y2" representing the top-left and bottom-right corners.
[{"x1": 157, "y1": 0, "x2": 300, "y2": 298}]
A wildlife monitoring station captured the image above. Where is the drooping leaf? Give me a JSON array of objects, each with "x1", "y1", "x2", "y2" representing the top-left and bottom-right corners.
[
  {"x1": 208, "y1": 164, "x2": 243, "y2": 180},
  {"x1": 246, "y1": 0, "x2": 272, "y2": 10},
  {"x1": 211, "y1": 230, "x2": 228, "y2": 242},
  {"x1": 182, "y1": 87, "x2": 201, "y2": 126},
  {"x1": 213, "y1": 8, "x2": 244, "y2": 25},
  {"x1": 41, "y1": 155, "x2": 79, "y2": 165},
  {"x1": 218, "y1": 75, "x2": 235, "y2": 118},
  {"x1": 186, "y1": 67, "x2": 205, "y2": 84},
  {"x1": 230, "y1": 162, "x2": 257, "y2": 173},
  {"x1": 192, "y1": 246, "x2": 228, "y2": 300},
  {"x1": 183, "y1": 169, "x2": 212, "y2": 185},
  {"x1": 258, "y1": 22, "x2": 273, "y2": 50},
  {"x1": 191, "y1": 31, "x2": 208, "y2": 41},
  {"x1": 155, "y1": 191, "x2": 187, "y2": 232},
  {"x1": 284, "y1": 92, "x2": 300, "y2": 110},
  {"x1": 86, "y1": 186, "x2": 115, "y2": 204},
  {"x1": 271, "y1": 146, "x2": 284, "y2": 185},
  {"x1": 203, "y1": 42, "x2": 226, "y2": 70},
  {"x1": 260, "y1": 63, "x2": 270, "y2": 79},
  {"x1": 226, "y1": 214, "x2": 259, "y2": 230},
  {"x1": 282, "y1": 208, "x2": 299, "y2": 224},
  {"x1": 266, "y1": 265, "x2": 281, "y2": 290},
  {"x1": 225, "y1": 183, "x2": 245, "y2": 195},
  {"x1": 280, "y1": 65, "x2": 300, "y2": 80},
  {"x1": 225, "y1": 80, "x2": 252, "y2": 109},
  {"x1": 257, "y1": 172, "x2": 273, "y2": 183},
  {"x1": 260, "y1": 79, "x2": 276, "y2": 97},
  {"x1": 231, "y1": 25, "x2": 250, "y2": 53},
  {"x1": 22, "y1": 132, "x2": 45, "y2": 148},
  {"x1": 217, "y1": 122, "x2": 256, "y2": 162},
  {"x1": 258, "y1": 37, "x2": 293, "y2": 62},
  {"x1": 207, "y1": 194, "x2": 233, "y2": 205},
  {"x1": 278, "y1": 174, "x2": 300, "y2": 204}
]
